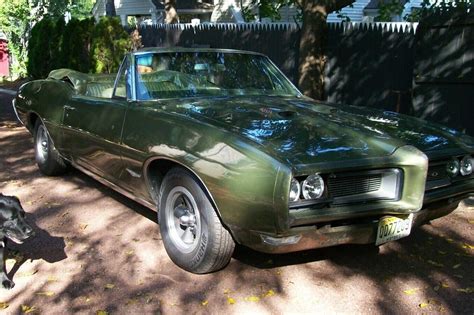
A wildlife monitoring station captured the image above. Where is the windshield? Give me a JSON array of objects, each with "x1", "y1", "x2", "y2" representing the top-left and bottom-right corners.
[{"x1": 134, "y1": 52, "x2": 300, "y2": 100}]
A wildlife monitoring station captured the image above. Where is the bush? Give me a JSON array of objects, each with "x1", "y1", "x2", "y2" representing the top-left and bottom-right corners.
[
  {"x1": 90, "y1": 17, "x2": 132, "y2": 74},
  {"x1": 60, "y1": 17, "x2": 94, "y2": 72},
  {"x1": 27, "y1": 17, "x2": 57, "y2": 78},
  {"x1": 27, "y1": 16, "x2": 131, "y2": 77}
]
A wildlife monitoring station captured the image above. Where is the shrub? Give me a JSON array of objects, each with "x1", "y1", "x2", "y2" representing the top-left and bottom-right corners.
[{"x1": 90, "y1": 17, "x2": 132, "y2": 74}]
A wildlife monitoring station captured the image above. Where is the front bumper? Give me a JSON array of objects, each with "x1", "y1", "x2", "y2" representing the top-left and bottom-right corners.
[{"x1": 234, "y1": 193, "x2": 471, "y2": 254}]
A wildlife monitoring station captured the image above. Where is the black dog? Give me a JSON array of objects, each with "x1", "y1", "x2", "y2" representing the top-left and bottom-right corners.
[{"x1": 0, "y1": 193, "x2": 34, "y2": 289}]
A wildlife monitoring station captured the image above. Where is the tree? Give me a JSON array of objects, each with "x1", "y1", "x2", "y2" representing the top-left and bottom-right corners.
[
  {"x1": 246, "y1": 0, "x2": 355, "y2": 99},
  {"x1": 164, "y1": 0, "x2": 179, "y2": 23},
  {"x1": 296, "y1": 0, "x2": 355, "y2": 100}
]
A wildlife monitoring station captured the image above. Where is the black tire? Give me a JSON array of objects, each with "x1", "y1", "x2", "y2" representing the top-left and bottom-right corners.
[
  {"x1": 33, "y1": 120, "x2": 68, "y2": 176},
  {"x1": 158, "y1": 168, "x2": 235, "y2": 273}
]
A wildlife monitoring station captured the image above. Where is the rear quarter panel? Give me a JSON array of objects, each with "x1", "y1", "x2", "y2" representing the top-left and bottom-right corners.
[{"x1": 15, "y1": 79, "x2": 73, "y2": 147}]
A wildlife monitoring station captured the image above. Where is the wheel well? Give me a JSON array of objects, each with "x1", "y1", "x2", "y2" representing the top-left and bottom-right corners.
[
  {"x1": 145, "y1": 158, "x2": 220, "y2": 214},
  {"x1": 146, "y1": 159, "x2": 177, "y2": 204},
  {"x1": 26, "y1": 112, "x2": 40, "y2": 132}
]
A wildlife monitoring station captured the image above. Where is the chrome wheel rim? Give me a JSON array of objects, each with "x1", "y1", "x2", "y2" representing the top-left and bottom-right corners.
[
  {"x1": 35, "y1": 125, "x2": 49, "y2": 163},
  {"x1": 165, "y1": 186, "x2": 201, "y2": 253}
]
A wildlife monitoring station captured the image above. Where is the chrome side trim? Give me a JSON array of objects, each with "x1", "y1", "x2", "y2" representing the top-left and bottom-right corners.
[
  {"x1": 11, "y1": 99, "x2": 25, "y2": 126},
  {"x1": 72, "y1": 161, "x2": 156, "y2": 211}
]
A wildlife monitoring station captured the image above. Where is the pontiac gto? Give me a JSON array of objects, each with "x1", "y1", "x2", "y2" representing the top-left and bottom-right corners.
[{"x1": 13, "y1": 48, "x2": 474, "y2": 273}]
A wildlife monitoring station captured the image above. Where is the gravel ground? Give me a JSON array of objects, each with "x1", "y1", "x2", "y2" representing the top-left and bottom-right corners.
[{"x1": 0, "y1": 91, "x2": 473, "y2": 314}]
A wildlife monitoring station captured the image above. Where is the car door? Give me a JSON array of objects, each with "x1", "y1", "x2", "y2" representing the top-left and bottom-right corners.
[{"x1": 61, "y1": 56, "x2": 131, "y2": 183}]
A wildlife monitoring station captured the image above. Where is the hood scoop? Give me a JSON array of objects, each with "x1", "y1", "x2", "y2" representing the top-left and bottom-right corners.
[
  {"x1": 259, "y1": 107, "x2": 297, "y2": 119},
  {"x1": 277, "y1": 110, "x2": 297, "y2": 119}
]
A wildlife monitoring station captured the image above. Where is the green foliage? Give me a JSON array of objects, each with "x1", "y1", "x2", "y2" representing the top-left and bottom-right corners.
[
  {"x1": 60, "y1": 18, "x2": 94, "y2": 72},
  {"x1": 376, "y1": 0, "x2": 405, "y2": 22},
  {"x1": 90, "y1": 17, "x2": 132, "y2": 74},
  {"x1": 243, "y1": 0, "x2": 299, "y2": 22},
  {"x1": 0, "y1": 0, "x2": 95, "y2": 77},
  {"x1": 27, "y1": 18, "x2": 57, "y2": 78},
  {"x1": 0, "y1": 0, "x2": 31, "y2": 76},
  {"x1": 27, "y1": 16, "x2": 131, "y2": 77},
  {"x1": 404, "y1": 0, "x2": 471, "y2": 22}
]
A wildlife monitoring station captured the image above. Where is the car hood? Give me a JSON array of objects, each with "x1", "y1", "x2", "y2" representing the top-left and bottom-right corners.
[{"x1": 161, "y1": 96, "x2": 474, "y2": 166}]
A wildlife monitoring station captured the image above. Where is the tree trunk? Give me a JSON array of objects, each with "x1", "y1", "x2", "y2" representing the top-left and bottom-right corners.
[
  {"x1": 298, "y1": 0, "x2": 355, "y2": 100},
  {"x1": 165, "y1": 0, "x2": 179, "y2": 24}
]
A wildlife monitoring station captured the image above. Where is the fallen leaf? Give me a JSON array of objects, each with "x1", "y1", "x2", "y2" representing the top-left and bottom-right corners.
[
  {"x1": 437, "y1": 250, "x2": 447, "y2": 255},
  {"x1": 223, "y1": 289, "x2": 232, "y2": 295},
  {"x1": 441, "y1": 282, "x2": 450, "y2": 288},
  {"x1": 462, "y1": 243, "x2": 474, "y2": 250},
  {"x1": 36, "y1": 291, "x2": 55, "y2": 297},
  {"x1": 468, "y1": 219, "x2": 474, "y2": 224},
  {"x1": 21, "y1": 305, "x2": 36, "y2": 314},
  {"x1": 427, "y1": 260, "x2": 444, "y2": 267},
  {"x1": 0, "y1": 302, "x2": 9, "y2": 309},
  {"x1": 454, "y1": 274, "x2": 463, "y2": 279},
  {"x1": 125, "y1": 250, "x2": 134, "y2": 256},
  {"x1": 132, "y1": 238, "x2": 140, "y2": 242},
  {"x1": 126, "y1": 299, "x2": 138, "y2": 305},
  {"x1": 446, "y1": 238, "x2": 454, "y2": 243},
  {"x1": 201, "y1": 300, "x2": 208, "y2": 306},
  {"x1": 419, "y1": 302, "x2": 429, "y2": 308},
  {"x1": 452, "y1": 263, "x2": 462, "y2": 269},
  {"x1": 456, "y1": 287, "x2": 474, "y2": 293},
  {"x1": 96, "y1": 311, "x2": 108, "y2": 315},
  {"x1": 263, "y1": 290, "x2": 275, "y2": 298},
  {"x1": 79, "y1": 223, "x2": 88, "y2": 230},
  {"x1": 47, "y1": 276, "x2": 58, "y2": 282},
  {"x1": 17, "y1": 270, "x2": 38, "y2": 277},
  {"x1": 245, "y1": 296, "x2": 260, "y2": 302},
  {"x1": 403, "y1": 288, "x2": 419, "y2": 295},
  {"x1": 227, "y1": 297, "x2": 236, "y2": 305},
  {"x1": 104, "y1": 284, "x2": 115, "y2": 289}
]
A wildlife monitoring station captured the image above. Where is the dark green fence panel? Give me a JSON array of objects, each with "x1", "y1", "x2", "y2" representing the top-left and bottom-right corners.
[{"x1": 324, "y1": 22, "x2": 417, "y2": 114}]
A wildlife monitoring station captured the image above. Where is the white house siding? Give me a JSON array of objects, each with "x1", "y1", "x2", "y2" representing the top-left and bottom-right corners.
[
  {"x1": 402, "y1": 0, "x2": 423, "y2": 19},
  {"x1": 93, "y1": 0, "x2": 157, "y2": 24},
  {"x1": 327, "y1": 0, "x2": 370, "y2": 22}
]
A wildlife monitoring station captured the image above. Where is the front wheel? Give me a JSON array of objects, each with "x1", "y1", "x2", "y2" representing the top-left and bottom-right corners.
[
  {"x1": 158, "y1": 168, "x2": 235, "y2": 273},
  {"x1": 34, "y1": 120, "x2": 68, "y2": 176}
]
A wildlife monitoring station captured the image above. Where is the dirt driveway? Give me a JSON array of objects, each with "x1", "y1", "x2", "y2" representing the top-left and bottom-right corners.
[{"x1": 0, "y1": 91, "x2": 473, "y2": 314}]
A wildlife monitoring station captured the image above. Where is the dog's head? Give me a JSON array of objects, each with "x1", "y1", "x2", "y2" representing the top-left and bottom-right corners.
[{"x1": 0, "y1": 193, "x2": 35, "y2": 243}]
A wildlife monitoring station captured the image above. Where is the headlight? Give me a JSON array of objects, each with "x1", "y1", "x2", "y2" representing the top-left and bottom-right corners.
[
  {"x1": 302, "y1": 174, "x2": 325, "y2": 199},
  {"x1": 460, "y1": 155, "x2": 473, "y2": 176},
  {"x1": 289, "y1": 178, "x2": 301, "y2": 202},
  {"x1": 446, "y1": 158, "x2": 460, "y2": 177}
]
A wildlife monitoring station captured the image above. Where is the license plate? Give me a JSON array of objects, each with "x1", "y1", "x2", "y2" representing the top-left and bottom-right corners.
[{"x1": 375, "y1": 214, "x2": 413, "y2": 246}]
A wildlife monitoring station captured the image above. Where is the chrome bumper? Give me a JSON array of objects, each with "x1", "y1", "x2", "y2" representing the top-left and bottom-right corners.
[{"x1": 235, "y1": 194, "x2": 469, "y2": 254}]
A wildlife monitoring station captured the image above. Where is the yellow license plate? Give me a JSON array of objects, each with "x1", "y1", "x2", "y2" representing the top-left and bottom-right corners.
[{"x1": 375, "y1": 214, "x2": 413, "y2": 246}]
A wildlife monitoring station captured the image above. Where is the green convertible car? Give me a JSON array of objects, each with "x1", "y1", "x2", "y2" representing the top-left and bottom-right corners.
[{"x1": 13, "y1": 48, "x2": 474, "y2": 273}]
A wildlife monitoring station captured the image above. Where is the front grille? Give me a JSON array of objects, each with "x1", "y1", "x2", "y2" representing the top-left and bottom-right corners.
[
  {"x1": 328, "y1": 174, "x2": 382, "y2": 198},
  {"x1": 289, "y1": 168, "x2": 401, "y2": 209}
]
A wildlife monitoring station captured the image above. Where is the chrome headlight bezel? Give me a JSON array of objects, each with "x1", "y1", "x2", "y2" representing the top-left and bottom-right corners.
[
  {"x1": 446, "y1": 158, "x2": 460, "y2": 177},
  {"x1": 301, "y1": 174, "x2": 325, "y2": 200},
  {"x1": 289, "y1": 178, "x2": 301, "y2": 202},
  {"x1": 460, "y1": 155, "x2": 473, "y2": 176}
]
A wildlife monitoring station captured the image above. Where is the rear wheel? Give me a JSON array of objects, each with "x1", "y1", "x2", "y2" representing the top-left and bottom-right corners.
[
  {"x1": 158, "y1": 168, "x2": 235, "y2": 273},
  {"x1": 34, "y1": 120, "x2": 68, "y2": 176}
]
